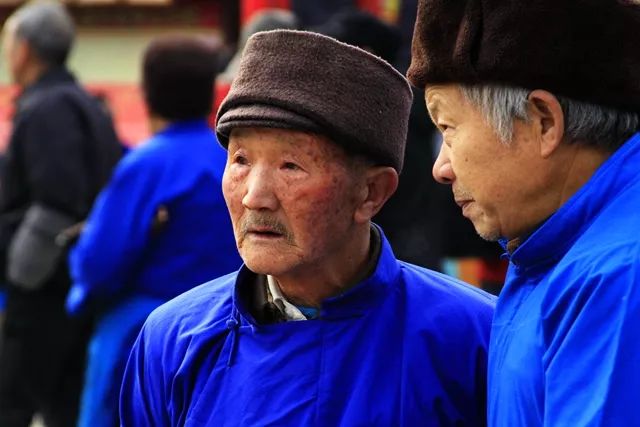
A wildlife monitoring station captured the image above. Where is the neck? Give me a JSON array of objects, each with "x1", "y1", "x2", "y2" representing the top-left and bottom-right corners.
[
  {"x1": 511, "y1": 144, "x2": 611, "y2": 241},
  {"x1": 149, "y1": 115, "x2": 171, "y2": 134},
  {"x1": 19, "y1": 61, "x2": 47, "y2": 89},
  {"x1": 272, "y1": 224, "x2": 373, "y2": 308},
  {"x1": 555, "y1": 145, "x2": 611, "y2": 207}
]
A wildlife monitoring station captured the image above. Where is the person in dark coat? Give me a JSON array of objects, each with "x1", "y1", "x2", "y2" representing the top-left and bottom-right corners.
[{"x1": 0, "y1": 2, "x2": 121, "y2": 426}]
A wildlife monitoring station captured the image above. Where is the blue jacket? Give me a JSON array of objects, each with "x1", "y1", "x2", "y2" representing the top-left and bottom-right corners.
[
  {"x1": 68, "y1": 120, "x2": 241, "y2": 313},
  {"x1": 120, "y1": 229, "x2": 495, "y2": 426},
  {"x1": 489, "y1": 133, "x2": 640, "y2": 426}
]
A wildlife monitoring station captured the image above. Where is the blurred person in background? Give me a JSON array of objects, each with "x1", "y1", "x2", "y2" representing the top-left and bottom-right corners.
[
  {"x1": 217, "y1": 8, "x2": 299, "y2": 86},
  {"x1": 310, "y1": 8, "x2": 400, "y2": 64},
  {"x1": 214, "y1": 8, "x2": 299, "y2": 114},
  {"x1": 120, "y1": 30, "x2": 494, "y2": 426},
  {"x1": 409, "y1": 0, "x2": 640, "y2": 424},
  {"x1": 0, "y1": 1, "x2": 121, "y2": 426},
  {"x1": 67, "y1": 35, "x2": 241, "y2": 427},
  {"x1": 290, "y1": 0, "x2": 355, "y2": 27}
]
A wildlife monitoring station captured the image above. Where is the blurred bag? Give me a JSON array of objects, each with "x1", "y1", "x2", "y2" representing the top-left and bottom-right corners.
[{"x1": 7, "y1": 203, "x2": 76, "y2": 290}]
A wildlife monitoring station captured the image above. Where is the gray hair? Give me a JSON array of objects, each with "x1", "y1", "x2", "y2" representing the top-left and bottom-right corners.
[
  {"x1": 10, "y1": 0, "x2": 75, "y2": 66},
  {"x1": 460, "y1": 84, "x2": 640, "y2": 151}
]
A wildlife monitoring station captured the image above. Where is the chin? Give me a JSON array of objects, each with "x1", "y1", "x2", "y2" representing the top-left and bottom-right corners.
[
  {"x1": 242, "y1": 254, "x2": 291, "y2": 276},
  {"x1": 473, "y1": 222, "x2": 501, "y2": 242},
  {"x1": 476, "y1": 230, "x2": 501, "y2": 242},
  {"x1": 468, "y1": 212, "x2": 503, "y2": 242}
]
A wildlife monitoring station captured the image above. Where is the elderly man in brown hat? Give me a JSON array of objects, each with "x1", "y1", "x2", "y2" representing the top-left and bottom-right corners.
[
  {"x1": 120, "y1": 29, "x2": 494, "y2": 426},
  {"x1": 408, "y1": 1, "x2": 640, "y2": 426}
]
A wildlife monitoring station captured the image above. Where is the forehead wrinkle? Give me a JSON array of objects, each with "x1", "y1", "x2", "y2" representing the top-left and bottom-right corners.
[{"x1": 228, "y1": 128, "x2": 345, "y2": 168}]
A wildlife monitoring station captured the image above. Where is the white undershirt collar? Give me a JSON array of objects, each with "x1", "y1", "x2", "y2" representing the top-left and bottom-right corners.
[{"x1": 266, "y1": 275, "x2": 308, "y2": 321}]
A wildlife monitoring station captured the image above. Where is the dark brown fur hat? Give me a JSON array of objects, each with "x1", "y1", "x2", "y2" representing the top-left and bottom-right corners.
[
  {"x1": 407, "y1": 0, "x2": 640, "y2": 112},
  {"x1": 216, "y1": 30, "x2": 413, "y2": 172}
]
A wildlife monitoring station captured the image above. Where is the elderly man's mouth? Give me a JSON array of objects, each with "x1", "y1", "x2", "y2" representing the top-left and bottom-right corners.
[{"x1": 246, "y1": 228, "x2": 285, "y2": 239}]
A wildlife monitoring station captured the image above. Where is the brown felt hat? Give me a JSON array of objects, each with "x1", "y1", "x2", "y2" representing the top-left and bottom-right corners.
[
  {"x1": 407, "y1": 0, "x2": 640, "y2": 112},
  {"x1": 216, "y1": 30, "x2": 413, "y2": 172}
]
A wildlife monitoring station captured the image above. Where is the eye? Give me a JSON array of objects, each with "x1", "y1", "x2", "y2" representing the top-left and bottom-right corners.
[
  {"x1": 282, "y1": 162, "x2": 300, "y2": 171},
  {"x1": 233, "y1": 154, "x2": 249, "y2": 165},
  {"x1": 438, "y1": 123, "x2": 451, "y2": 132}
]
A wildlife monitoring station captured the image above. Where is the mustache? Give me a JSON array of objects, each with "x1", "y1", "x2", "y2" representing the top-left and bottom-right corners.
[
  {"x1": 239, "y1": 214, "x2": 295, "y2": 243},
  {"x1": 453, "y1": 187, "x2": 473, "y2": 201}
]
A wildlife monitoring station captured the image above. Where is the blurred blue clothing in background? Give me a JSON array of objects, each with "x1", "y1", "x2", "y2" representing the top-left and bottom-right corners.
[
  {"x1": 69, "y1": 119, "x2": 240, "y2": 311},
  {"x1": 76, "y1": 296, "x2": 164, "y2": 427},
  {"x1": 69, "y1": 119, "x2": 241, "y2": 427}
]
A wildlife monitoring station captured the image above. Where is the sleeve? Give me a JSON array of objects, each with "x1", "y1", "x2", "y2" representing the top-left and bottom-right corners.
[
  {"x1": 542, "y1": 254, "x2": 640, "y2": 426},
  {"x1": 120, "y1": 318, "x2": 171, "y2": 427},
  {"x1": 21, "y1": 98, "x2": 91, "y2": 216},
  {"x1": 68, "y1": 152, "x2": 161, "y2": 300}
]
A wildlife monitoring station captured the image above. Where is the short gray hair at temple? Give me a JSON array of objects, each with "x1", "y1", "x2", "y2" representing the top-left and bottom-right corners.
[
  {"x1": 460, "y1": 84, "x2": 640, "y2": 150},
  {"x1": 10, "y1": 0, "x2": 75, "y2": 67}
]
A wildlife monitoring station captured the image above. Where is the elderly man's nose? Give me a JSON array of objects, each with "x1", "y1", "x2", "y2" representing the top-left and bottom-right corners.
[
  {"x1": 432, "y1": 146, "x2": 455, "y2": 185},
  {"x1": 242, "y1": 169, "x2": 278, "y2": 210}
]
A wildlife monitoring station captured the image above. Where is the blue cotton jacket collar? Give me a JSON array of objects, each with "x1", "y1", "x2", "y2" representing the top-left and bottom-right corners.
[
  {"x1": 120, "y1": 220, "x2": 495, "y2": 425},
  {"x1": 509, "y1": 133, "x2": 640, "y2": 272}
]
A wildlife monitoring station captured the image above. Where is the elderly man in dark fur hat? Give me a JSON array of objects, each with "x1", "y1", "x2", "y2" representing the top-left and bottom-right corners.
[
  {"x1": 120, "y1": 29, "x2": 495, "y2": 426},
  {"x1": 408, "y1": 1, "x2": 640, "y2": 425}
]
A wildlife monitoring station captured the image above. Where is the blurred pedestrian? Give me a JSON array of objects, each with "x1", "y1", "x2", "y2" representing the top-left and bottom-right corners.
[
  {"x1": 0, "y1": 1, "x2": 121, "y2": 426},
  {"x1": 68, "y1": 35, "x2": 241, "y2": 427},
  {"x1": 214, "y1": 8, "x2": 299, "y2": 114}
]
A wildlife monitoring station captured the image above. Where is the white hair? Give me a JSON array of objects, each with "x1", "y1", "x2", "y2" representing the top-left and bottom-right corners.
[
  {"x1": 10, "y1": 0, "x2": 75, "y2": 66},
  {"x1": 460, "y1": 84, "x2": 640, "y2": 150}
]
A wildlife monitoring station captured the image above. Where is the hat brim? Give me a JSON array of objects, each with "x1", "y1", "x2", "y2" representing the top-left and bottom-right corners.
[{"x1": 216, "y1": 103, "x2": 322, "y2": 148}]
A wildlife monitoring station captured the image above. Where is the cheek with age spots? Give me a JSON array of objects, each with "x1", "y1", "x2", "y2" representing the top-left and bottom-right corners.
[
  {"x1": 289, "y1": 173, "x2": 357, "y2": 231},
  {"x1": 222, "y1": 173, "x2": 241, "y2": 207},
  {"x1": 307, "y1": 172, "x2": 356, "y2": 226}
]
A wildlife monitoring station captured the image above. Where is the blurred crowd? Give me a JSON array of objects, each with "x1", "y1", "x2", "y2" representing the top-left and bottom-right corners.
[{"x1": 0, "y1": 1, "x2": 505, "y2": 426}]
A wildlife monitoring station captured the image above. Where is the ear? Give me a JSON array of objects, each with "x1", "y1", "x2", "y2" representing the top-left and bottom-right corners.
[
  {"x1": 527, "y1": 90, "x2": 565, "y2": 158},
  {"x1": 353, "y1": 166, "x2": 399, "y2": 224}
]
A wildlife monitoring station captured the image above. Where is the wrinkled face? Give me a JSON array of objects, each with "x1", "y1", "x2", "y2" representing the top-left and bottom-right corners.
[
  {"x1": 223, "y1": 127, "x2": 362, "y2": 276},
  {"x1": 427, "y1": 84, "x2": 542, "y2": 241}
]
